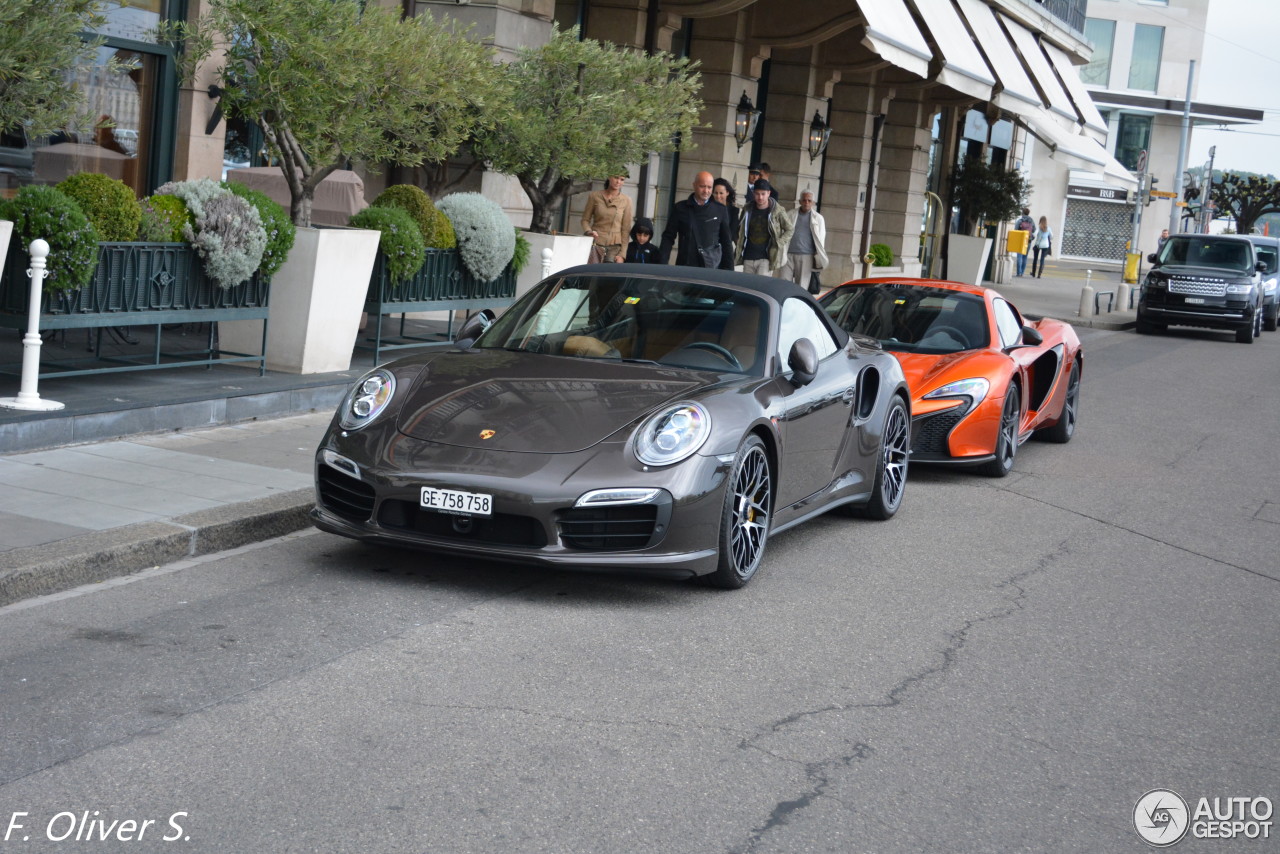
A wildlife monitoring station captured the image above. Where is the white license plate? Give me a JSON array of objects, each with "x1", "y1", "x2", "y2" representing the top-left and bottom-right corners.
[
  {"x1": 420, "y1": 487, "x2": 493, "y2": 516},
  {"x1": 1185, "y1": 297, "x2": 1205, "y2": 304}
]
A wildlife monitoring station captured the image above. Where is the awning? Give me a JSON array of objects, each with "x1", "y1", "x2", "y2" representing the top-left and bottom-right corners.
[
  {"x1": 909, "y1": 0, "x2": 994, "y2": 102},
  {"x1": 1018, "y1": 111, "x2": 1138, "y2": 188},
  {"x1": 999, "y1": 13, "x2": 1080, "y2": 128},
  {"x1": 1041, "y1": 41, "x2": 1110, "y2": 143},
  {"x1": 954, "y1": 0, "x2": 1043, "y2": 119},
  {"x1": 860, "y1": 0, "x2": 933, "y2": 80}
]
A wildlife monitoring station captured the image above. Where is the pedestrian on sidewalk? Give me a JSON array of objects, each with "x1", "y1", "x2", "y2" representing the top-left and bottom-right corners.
[
  {"x1": 625, "y1": 217, "x2": 660, "y2": 264},
  {"x1": 1031, "y1": 216, "x2": 1053, "y2": 278},
  {"x1": 659, "y1": 171, "x2": 735, "y2": 269},
  {"x1": 736, "y1": 179, "x2": 794, "y2": 278},
  {"x1": 783, "y1": 190, "x2": 827, "y2": 292},
  {"x1": 1013, "y1": 208, "x2": 1034, "y2": 276},
  {"x1": 581, "y1": 173, "x2": 633, "y2": 264}
]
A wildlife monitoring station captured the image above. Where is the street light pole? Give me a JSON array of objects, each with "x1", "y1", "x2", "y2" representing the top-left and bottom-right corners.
[
  {"x1": 1201, "y1": 145, "x2": 1216, "y2": 233},
  {"x1": 1171, "y1": 60, "x2": 1194, "y2": 235}
]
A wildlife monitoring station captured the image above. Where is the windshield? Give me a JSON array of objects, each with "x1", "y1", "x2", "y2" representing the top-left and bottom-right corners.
[
  {"x1": 1158, "y1": 237, "x2": 1254, "y2": 273},
  {"x1": 475, "y1": 275, "x2": 769, "y2": 375},
  {"x1": 822, "y1": 284, "x2": 990, "y2": 354}
]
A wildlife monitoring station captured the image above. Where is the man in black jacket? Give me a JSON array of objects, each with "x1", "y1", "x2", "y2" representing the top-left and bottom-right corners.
[{"x1": 658, "y1": 171, "x2": 735, "y2": 269}]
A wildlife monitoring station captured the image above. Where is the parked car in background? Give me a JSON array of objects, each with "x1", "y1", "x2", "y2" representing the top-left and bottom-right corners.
[
  {"x1": 312, "y1": 265, "x2": 911, "y2": 589},
  {"x1": 1139, "y1": 234, "x2": 1265, "y2": 343},
  {"x1": 820, "y1": 278, "x2": 1082, "y2": 478},
  {"x1": 1243, "y1": 234, "x2": 1279, "y2": 332}
]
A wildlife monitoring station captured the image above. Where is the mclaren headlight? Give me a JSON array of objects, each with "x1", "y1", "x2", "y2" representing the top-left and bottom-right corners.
[
  {"x1": 339, "y1": 369, "x2": 396, "y2": 430},
  {"x1": 634, "y1": 402, "x2": 711, "y2": 467},
  {"x1": 923, "y1": 377, "x2": 990, "y2": 415}
]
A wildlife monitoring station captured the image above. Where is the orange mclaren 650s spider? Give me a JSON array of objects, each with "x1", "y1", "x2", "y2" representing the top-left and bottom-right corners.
[{"x1": 820, "y1": 278, "x2": 1081, "y2": 477}]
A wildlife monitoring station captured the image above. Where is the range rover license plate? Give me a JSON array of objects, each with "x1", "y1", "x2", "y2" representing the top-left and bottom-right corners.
[
  {"x1": 421, "y1": 487, "x2": 493, "y2": 516},
  {"x1": 1185, "y1": 297, "x2": 1205, "y2": 304}
]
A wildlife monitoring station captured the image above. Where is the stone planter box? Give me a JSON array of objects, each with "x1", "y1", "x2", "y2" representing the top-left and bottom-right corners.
[
  {"x1": 360, "y1": 248, "x2": 517, "y2": 364},
  {"x1": 0, "y1": 241, "x2": 270, "y2": 378}
]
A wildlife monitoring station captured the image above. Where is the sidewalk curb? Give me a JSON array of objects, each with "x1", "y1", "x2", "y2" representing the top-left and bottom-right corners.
[{"x1": 0, "y1": 488, "x2": 315, "y2": 607}]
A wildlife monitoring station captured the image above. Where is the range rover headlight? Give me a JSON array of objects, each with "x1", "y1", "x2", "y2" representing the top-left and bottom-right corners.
[
  {"x1": 339, "y1": 369, "x2": 396, "y2": 430},
  {"x1": 1143, "y1": 275, "x2": 1166, "y2": 291},
  {"x1": 924, "y1": 377, "x2": 990, "y2": 415},
  {"x1": 1225, "y1": 282, "x2": 1256, "y2": 294},
  {"x1": 634, "y1": 402, "x2": 711, "y2": 466}
]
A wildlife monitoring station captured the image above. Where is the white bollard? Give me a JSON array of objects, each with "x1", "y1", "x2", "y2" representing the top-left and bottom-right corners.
[
  {"x1": 540, "y1": 247, "x2": 554, "y2": 280},
  {"x1": 0, "y1": 239, "x2": 64, "y2": 411},
  {"x1": 1078, "y1": 270, "x2": 1095, "y2": 318},
  {"x1": 1115, "y1": 282, "x2": 1130, "y2": 313}
]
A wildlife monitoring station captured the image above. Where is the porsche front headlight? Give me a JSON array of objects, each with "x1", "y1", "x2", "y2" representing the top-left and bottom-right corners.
[
  {"x1": 634, "y1": 402, "x2": 711, "y2": 467},
  {"x1": 339, "y1": 369, "x2": 396, "y2": 430},
  {"x1": 924, "y1": 377, "x2": 989, "y2": 415}
]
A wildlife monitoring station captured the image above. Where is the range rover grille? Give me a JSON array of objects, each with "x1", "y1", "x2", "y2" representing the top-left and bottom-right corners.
[{"x1": 1169, "y1": 278, "x2": 1227, "y2": 297}]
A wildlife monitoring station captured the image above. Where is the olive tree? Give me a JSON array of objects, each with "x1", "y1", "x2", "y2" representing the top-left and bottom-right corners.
[
  {"x1": 1209, "y1": 172, "x2": 1280, "y2": 235},
  {"x1": 0, "y1": 0, "x2": 116, "y2": 137},
  {"x1": 476, "y1": 25, "x2": 702, "y2": 234},
  {"x1": 950, "y1": 155, "x2": 1031, "y2": 236},
  {"x1": 175, "y1": 0, "x2": 501, "y2": 227}
]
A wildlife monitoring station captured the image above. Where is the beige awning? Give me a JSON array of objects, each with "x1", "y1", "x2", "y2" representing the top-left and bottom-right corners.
[
  {"x1": 1019, "y1": 111, "x2": 1138, "y2": 188},
  {"x1": 1041, "y1": 41, "x2": 1110, "y2": 143},
  {"x1": 909, "y1": 0, "x2": 995, "y2": 102},
  {"x1": 860, "y1": 0, "x2": 933, "y2": 79},
  {"x1": 955, "y1": 0, "x2": 1043, "y2": 119},
  {"x1": 1000, "y1": 13, "x2": 1080, "y2": 128}
]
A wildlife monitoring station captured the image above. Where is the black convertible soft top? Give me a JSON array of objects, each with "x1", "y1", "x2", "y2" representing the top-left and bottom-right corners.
[{"x1": 553, "y1": 263, "x2": 850, "y2": 348}]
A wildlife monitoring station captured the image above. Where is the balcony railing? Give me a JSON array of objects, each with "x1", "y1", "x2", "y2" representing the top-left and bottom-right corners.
[{"x1": 1020, "y1": 0, "x2": 1087, "y2": 34}]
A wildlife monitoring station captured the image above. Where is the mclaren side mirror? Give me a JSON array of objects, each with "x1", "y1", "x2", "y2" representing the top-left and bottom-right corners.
[
  {"x1": 1021, "y1": 326, "x2": 1043, "y2": 346},
  {"x1": 455, "y1": 308, "x2": 496, "y2": 349},
  {"x1": 787, "y1": 337, "x2": 819, "y2": 387}
]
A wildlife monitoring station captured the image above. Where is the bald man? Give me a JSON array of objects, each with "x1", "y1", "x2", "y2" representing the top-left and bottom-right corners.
[{"x1": 658, "y1": 170, "x2": 735, "y2": 269}]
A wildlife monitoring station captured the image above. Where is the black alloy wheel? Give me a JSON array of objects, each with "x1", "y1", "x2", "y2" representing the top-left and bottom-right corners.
[
  {"x1": 857, "y1": 396, "x2": 909, "y2": 519},
  {"x1": 1237, "y1": 305, "x2": 1259, "y2": 344},
  {"x1": 979, "y1": 386, "x2": 1020, "y2": 478},
  {"x1": 1036, "y1": 362, "x2": 1080, "y2": 444},
  {"x1": 707, "y1": 435, "x2": 772, "y2": 589},
  {"x1": 1264, "y1": 301, "x2": 1278, "y2": 332}
]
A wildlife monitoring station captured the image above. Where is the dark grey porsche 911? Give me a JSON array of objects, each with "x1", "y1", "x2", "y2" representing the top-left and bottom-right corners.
[{"x1": 312, "y1": 264, "x2": 910, "y2": 588}]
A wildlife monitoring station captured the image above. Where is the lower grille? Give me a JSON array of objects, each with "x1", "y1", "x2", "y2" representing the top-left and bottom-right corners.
[
  {"x1": 377, "y1": 500, "x2": 547, "y2": 547},
  {"x1": 558, "y1": 505, "x2": 661, "y2": 551},
  {"x1": 318, "y1": 466, "x2": 376, "y2": 523},
  {"x1": 911, "y1": 412, "x2": 964, "y2": 457}
]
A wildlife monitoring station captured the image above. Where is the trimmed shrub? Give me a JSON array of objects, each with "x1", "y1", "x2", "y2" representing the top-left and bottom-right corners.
[
  {"x1": 371, "y1": 184, "x2": 455, "y2": 249},
  {"x1": 137, "y1": 194, "x2": 192, "y2": 243},
  {"x1": 223, "y1": 181, "x2": 296, "y2": 279},
  {"x1": 437, "y1": 192, "x2": 515, "y2": 282},
  {"x1": 55, "y1": 172, "x2": 142, "y2": 242},
  {"x1": 511, "y1": 228, "x2": 531, "y2": 275},
  {"x1": 350, "y1": 206, "x2": 426, "y2": 284},
  {"x1": 155, "y1": 178, "x2": 267, "y2": 288},
  {"x1": 0, "y1": 185, "x2": 100, "y2": 293},
  {"x1": 869, "y1": 243, "x2": 894, "y2": 267}
]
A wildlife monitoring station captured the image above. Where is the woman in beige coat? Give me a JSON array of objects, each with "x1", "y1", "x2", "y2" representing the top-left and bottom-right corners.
[{"x1": 581, "y1": 174, "x2": 634, "y2": 264}]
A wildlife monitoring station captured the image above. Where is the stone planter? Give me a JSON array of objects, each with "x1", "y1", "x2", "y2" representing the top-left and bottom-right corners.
[
  {"x1": 221, "y1": 225, "x2": 380, "y2": 374},
  {"x1": 947, "y1": 234, "x2": 994, "y2": 287},
  {"x1": 515, "y1": 231, "x2": 594, "y2": 298}
]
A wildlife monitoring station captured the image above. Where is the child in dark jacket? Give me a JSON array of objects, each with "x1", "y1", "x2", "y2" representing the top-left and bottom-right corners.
[{"x1": 625, "y1": 217, "x2": 661, "y2": 264}]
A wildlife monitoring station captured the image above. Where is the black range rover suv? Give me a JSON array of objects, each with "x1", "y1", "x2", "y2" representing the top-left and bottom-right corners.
[{"x1": 1138, "y1": 234, "x2": 1265, "y2": 343}]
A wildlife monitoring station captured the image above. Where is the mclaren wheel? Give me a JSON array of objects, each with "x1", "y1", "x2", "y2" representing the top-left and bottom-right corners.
[
  {"x1": 706, "y1": 435, "x2": 772, "y2": 589},
  {"x1": 1035, "y1": 361, "x2": 1080, "y2": 444},
  {"x1": 855, "y1": 396, "x2": 909, "y2": 520},
  {"x1": 979, "y1": 386, "x2": 1020, "y2": 478}
]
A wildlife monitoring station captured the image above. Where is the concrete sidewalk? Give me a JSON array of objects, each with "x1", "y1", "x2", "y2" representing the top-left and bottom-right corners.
[{"x1": 0, "y1": 257, "x2": 1137, "y2": 607}]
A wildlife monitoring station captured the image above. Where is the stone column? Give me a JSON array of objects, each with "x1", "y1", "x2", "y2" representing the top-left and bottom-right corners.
[
  {"x1": 871, "y1": 91, "x2": 937, "y2": 278},
  {"x1": 757, "y1": 46, "x2": 837, "y2": 208},
  {"x1": 821, "y1": 79, "x2": 892, "y2": 283}
]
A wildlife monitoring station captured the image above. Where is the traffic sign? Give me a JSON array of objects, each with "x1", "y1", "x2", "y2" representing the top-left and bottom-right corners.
[{"x1": 1150, "y1": 190, "x2": 1178, "y2": 198}]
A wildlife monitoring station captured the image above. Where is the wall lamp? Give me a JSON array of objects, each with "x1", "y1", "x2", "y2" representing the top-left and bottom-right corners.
[
  {"x1": 808, "y1": 111, "x2": 832, "y2": 162},
  {"x1": 734, "y1": 91, "x2": 762, "y2": 150}
]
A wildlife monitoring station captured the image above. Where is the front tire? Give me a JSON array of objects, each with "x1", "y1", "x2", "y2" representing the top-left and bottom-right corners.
[
  {"x1": 706, "y1": 435, "x2": 772, "y2": 589},
  {"x1": 1035, "y1": 361, "x2": 1080, "y2": 444},
  {"x1": 1237, "y1": 313, "x2": 1257, "y2": 344},
  {"x1": 1264, "y1": 303, "x2": 1278, "y2": 332},
  {"x1": 856, "y1": 396, "x2": 909, "y2": 520},
  {"x1": 979, "y1": 386, "x2": 1020, "y2": 478}
]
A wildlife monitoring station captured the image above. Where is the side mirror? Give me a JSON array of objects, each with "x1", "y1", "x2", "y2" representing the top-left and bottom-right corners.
[
  {"x1": 1147, "y1": 253, "x2": 1159, "y2": 264},
  {"x1": 1257, "y1": 261, "x2": 1267, "y2": 273},
  {"x1": 787, "y1": 337, "x2": 819, "y2": 387},
  {"x1": 455, "y1": 309, "x2": 496, "y2": 349},
  {"x1": 1021, "y1": 326, "x2": 1043, "y2": 346}
]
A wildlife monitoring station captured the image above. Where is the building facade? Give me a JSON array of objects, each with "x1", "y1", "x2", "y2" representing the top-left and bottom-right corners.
[{"x1": 1024, "y1": 0, "x2": 1262, "y2": 264}]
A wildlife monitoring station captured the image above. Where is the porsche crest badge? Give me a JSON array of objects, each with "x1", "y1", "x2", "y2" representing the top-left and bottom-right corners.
[{"x1": 479, "y1": 429, "x2": 496, "y2": 440}]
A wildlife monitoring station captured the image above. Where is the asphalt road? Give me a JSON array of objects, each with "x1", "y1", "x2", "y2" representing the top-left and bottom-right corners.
[{"x1": 1, "y1": 324, "x2": 1277, "y2": 853}]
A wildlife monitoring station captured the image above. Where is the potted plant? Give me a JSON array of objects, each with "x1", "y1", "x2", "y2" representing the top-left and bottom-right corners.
[
  {"x1": 948, "y1": 155, "x2": 1031, "y2": 286},
  {"x1": 474, "y1": 24, "x2": 702, "y2": 291},
  {"x1": 169, "y1": 0, "x2": 500, "y2": 372}
]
